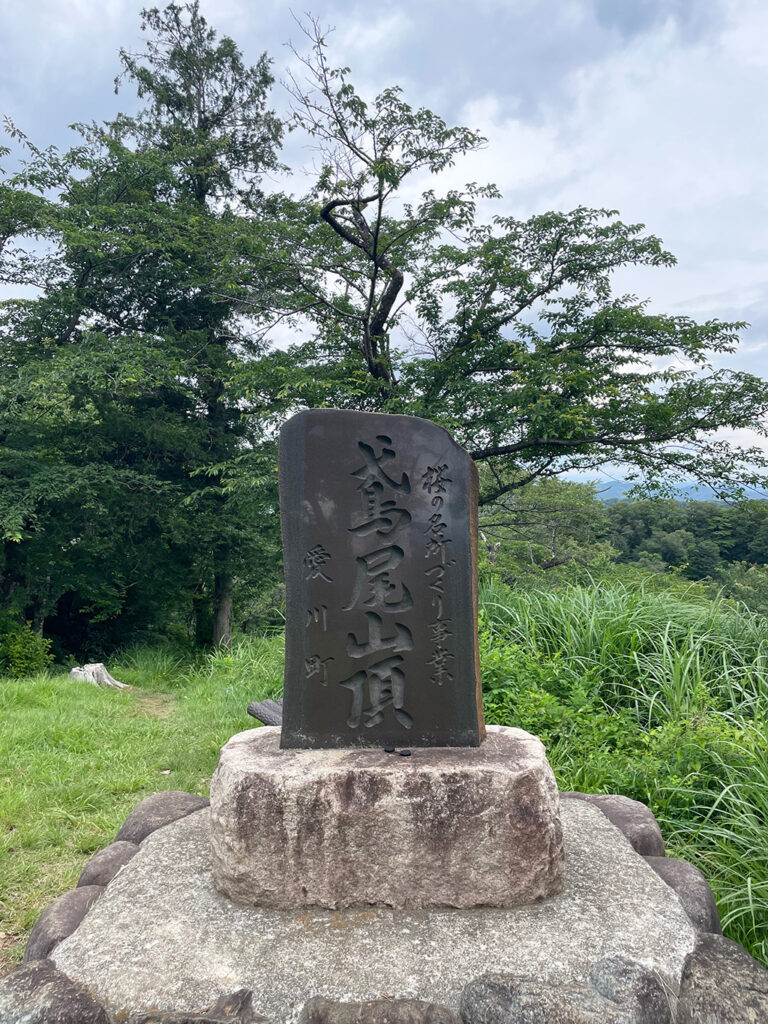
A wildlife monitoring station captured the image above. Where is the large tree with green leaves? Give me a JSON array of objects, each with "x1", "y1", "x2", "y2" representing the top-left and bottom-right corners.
[
  {"x1": 266, "y1": 23, "x2": 768, "y2": 505},
  {"x1": 1, "y1": 2, "x2": 285, "y2": 650}
]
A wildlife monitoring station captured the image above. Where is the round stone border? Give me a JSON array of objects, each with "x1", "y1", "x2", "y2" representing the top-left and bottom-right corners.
[
  {"x1": 20, "y1": 790, "x2": 209, "y2": 969},
  {"x1": 2, "y1": 789, "x2": 766, "y2": 1023}
]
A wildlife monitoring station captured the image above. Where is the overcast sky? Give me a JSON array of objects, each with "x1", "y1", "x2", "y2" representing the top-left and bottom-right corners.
[{"x1": 2, "y1": 0, "x2": 767, "y2": 476}]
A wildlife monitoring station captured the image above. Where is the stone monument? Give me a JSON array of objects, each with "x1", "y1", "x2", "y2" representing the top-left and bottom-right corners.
[
  {"x1": 35, "y1": 409, "x2": 712, "y2": 1022},
  {"x1": 209, "y1": 409, "x2": 564, "y2": 910},
  {"x1": 279, "y1": 409, "x2": 485, "y2": 748}
]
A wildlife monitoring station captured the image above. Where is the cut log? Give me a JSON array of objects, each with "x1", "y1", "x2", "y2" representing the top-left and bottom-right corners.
[
  {"x1": 246, "y1": 698, "x2": 283, "y2": 726},
  {"x1": 69, "y1": 663, "x2": 129, "y2": 690}
]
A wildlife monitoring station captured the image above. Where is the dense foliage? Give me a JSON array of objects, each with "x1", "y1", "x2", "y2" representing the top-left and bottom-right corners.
[
  {"x1": 1, "y1": 2, "x2": 767, "y2": 658},
  {"x1": 1, "y1": 3, "x2": 286, "y2": 655},
  {"x1": 478, "y1": 479, "x2": 768, "y2": 613}
]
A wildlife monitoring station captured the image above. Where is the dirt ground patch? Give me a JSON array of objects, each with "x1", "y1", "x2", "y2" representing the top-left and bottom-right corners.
[{"x1": 131, "y1": 692, "x2": 176, "y2": 720}]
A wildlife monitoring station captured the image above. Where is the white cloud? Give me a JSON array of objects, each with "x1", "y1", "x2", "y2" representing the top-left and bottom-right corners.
[
  {"x1": 423, "y1": 0, "x2": 768, "y2": 345},
  {"x1": 335, "y1": 10, "x2": 414, "y2": 58}
]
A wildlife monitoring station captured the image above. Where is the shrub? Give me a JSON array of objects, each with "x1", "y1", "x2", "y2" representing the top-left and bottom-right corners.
[{"x1": 0, "y1": 621, "x2": 54, "y2": 679}]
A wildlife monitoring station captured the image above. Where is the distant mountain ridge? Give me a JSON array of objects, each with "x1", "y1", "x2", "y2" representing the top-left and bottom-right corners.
[{"x1": 581, "y1": 480, "x2": 768, "y2": 503}]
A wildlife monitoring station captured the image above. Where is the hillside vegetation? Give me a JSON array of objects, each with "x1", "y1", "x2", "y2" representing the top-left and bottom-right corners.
[{"x1": 2, "y1": 578, "x2": 767, "y2": 973}]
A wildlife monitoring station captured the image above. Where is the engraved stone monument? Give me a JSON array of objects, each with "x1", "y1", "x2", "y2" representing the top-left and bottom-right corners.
[
  {"x1": 279, "y1": 409, "x2": 485, "y2": 748},
  {"x1": 210, "y1": 409, "x2": 564, "y2": 911}
]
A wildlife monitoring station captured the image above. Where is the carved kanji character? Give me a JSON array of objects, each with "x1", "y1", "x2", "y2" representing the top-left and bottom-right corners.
[
  {"x1": 304, "y1": 544, "x2": 333, "y2": 582},
  {"x1": 428, "y1": 646, "x2": 454, "y2": 686},
  {"x1": 351, "y1": 436, "x2": 411, "y2": 493},
  {"x1": 340, "y1": 655, "x2": 413, "y2": 730},
  {"x1": 343, "y1": 545, "x2": 413, "y2": 613},
  {"x1": 426, "y1": 532, "x2": 451, "y2": 563},
  {"x1": 306, "y1": 605, "x2": 328, "y2": 630},
  {"x1": 421, "y1": 464, "x2": 452, "y2": 495},
  {"x1": 346, "y1": 612, "x2": 413, "y2": 659},
  {"x1": 430, "y1": 619, "x2": 452, "y2": 645},
  {"x1": 349, "y1": 481, "x2": 411, "y2": 538},
  {"x1": 305, "y1": 654, "x2": 334, "y2": 684}
]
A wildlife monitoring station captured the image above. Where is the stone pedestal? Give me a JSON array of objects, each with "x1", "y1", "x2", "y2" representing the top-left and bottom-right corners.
[
  {"x1": 209, "y1": 724, "x2": 563, "y2": 910},
  {"x1": 52, "y1": 800, "x2": 698, "y2": 1024}
]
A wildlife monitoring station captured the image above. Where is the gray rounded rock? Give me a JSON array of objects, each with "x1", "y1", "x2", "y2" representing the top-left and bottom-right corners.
[
  {"x1": 0, "y1": 958, "x2": 109, "y2": 1023},
  {"x1": 300, "y1": 996, "x2": 459, "y2": 1023},
  {"x1": 676, "y1": 932, "x2": 768, "y2": 1022},
  {"x1": 77, "y1": 840, "x2": 139, "y2": 888},
  {"x1": 644, "y1": 856, "x2": 721, "y2": 934},
  {"x1": 588, "y1": 956, "x2": 673, "y2": 1022},
  {"x1": 560, "y1": 793, "x2": 665, "y2": 856},
  {"x1": 115, "y1": 791, "x2": 209, "y2": 844},
  {"x1": 461, "y1": 957, "x2": 672, "y2": 1023},
  {"x1": 23, "y1": 886, "x2": 104, "y2": 962}
]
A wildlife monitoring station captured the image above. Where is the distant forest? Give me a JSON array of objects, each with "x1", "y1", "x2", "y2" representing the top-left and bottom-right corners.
[{"x1": 477, "y1": 479, "x2": 768, "y2": 616}]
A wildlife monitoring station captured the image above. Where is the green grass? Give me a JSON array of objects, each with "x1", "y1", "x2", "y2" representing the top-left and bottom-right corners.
[
  {"x1": 2, "y1": 584, "x2": 768, "y2": 972},
  {"x1": 0, "y1": 635, "x2": 283, "y2": 970},
  {"x1": 479, "y1": 576, "x2": 768, "y2": 964}
]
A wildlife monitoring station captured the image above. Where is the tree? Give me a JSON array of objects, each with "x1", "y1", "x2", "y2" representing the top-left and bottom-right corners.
[
  {"x1": 476, "y1": 477, "x2": 617, "y2": 582},
  {"x1": 685, "y1": 539, "x2": 722, "y2": 581},
  {"x1": 1, "y1": 2, "x2": 285, "y2": 650},
  {"x1": 267, "y1": 25, "x2": 768, "y2": 505},
  {"x1": 638, "y1": 528, "x2": 694, "y2": 568}
]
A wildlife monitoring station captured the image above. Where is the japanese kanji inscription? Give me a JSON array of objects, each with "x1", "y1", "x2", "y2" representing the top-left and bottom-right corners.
[{"x1": 279, "y1": 409, "x2": 486, "y2": 748}]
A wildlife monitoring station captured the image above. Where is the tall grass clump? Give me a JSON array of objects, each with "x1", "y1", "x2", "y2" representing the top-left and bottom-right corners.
[
  {"x1": 478, "y1": 575, "x2": 768, "y2": 964},
  {"x1": 668, "y1": 721, "x2": 768, "y2": 964},
  {"x1": 480, "y1": 576, "x2": 768, "y2": 717}
]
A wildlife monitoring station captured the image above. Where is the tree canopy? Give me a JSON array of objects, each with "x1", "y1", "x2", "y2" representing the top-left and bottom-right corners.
[
  {"x1": 1, "y1": 2, "x2": 286, "y2": 651},
  {"x1": 264, "y1": 21, "x2": 768, "y2": 505},
  {"x1": 1, "y1": 4, "x2": 767, "y2": 655}
]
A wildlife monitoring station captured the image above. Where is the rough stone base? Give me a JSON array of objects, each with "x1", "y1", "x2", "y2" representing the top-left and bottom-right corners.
[
  {"x1": 209, "y1": 725, "x2": 563, "y2": 910},
  {"x1": 51, "y1": 800, "x2": 696, "y2": 1024}
]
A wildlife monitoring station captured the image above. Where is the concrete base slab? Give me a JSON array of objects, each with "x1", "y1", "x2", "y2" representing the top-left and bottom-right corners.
[
  {"x1": 210, "y1": 725, "x2": 563, "y2": 909},
  {"x1": 52, "y1": 801, "x2": 696, "y2": 1024}
]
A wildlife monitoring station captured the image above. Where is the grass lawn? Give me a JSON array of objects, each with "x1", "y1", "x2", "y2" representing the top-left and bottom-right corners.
[{"x1": 0, "y1": 637, "x2": 283, "y2": 973}]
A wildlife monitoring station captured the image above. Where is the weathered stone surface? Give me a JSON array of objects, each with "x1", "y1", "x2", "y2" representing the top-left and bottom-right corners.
[
  {"x1": 279, "y1": 408, "x2": 484, "y2": 749},
  {"x1": 115, "y1": 790, "x2": 209, "y2": 844},
  {"x1": 644, "y1": 856, "x2": 722, "y2": 934},
  {"x1": 0, "y1": 958, "x2": 109, "y2": 1023},
  {"x1": 210, "y1": 725, "x2": 563, "y2": 910},
  {"x1": 299, "y1": 996, "x2": 459, "y2": 1024},
  {"x1": 77, "y1": 840, "x2": 140, "y2": 888},
  {"x1": 676, "y1": 932, "x2": 768, "y2": 1022},
  {"x1": 132, "y1": 988, "x2": 270, "y2": 1022},
  {"x1": 461, "y1": 956, "x2": 673, "y2": 1023},
  {"x1": 561, "y1": 792, "x2": 665, "y2": 856},
  {"x1": 51, "y1": 800, "x2": 697, "y2": 1024},
  {"x1": 23, "y1": 886, "x2": 104, "y2": 962},
  {"x1": 588, "y1": 957, "x2": 674, "y2": 1022}
]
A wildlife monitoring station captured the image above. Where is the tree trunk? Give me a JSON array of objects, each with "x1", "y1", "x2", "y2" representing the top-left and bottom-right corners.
[
  {"x1": 212, "y1": 567, "x2": 234, "y2": 648},
  {"x1": 32, "y1": 604, "x2": 45, "y2": 637}
]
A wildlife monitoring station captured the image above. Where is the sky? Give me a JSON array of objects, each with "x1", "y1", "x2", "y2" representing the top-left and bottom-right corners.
[{"x1": 1, "y1": 0, "x2": 767, "y2": 479}]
